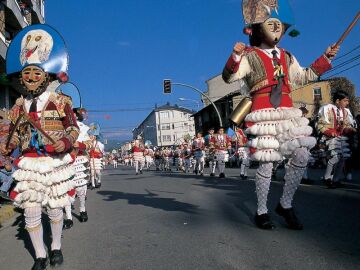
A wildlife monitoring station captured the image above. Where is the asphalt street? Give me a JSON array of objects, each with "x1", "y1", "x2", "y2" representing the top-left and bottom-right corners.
[{"x1": 0, "y1": 165, "x2": 359, "y2": 270}]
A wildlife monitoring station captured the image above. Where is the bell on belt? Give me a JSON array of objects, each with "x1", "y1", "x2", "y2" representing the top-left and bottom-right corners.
[{"x1": 229, "y1": 97, "x2": 252, "y2": 126}]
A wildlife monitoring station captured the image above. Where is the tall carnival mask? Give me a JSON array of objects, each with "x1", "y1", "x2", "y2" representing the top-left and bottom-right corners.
[
  {"x1": 242, "y1": 0, "x2": 298, "y2": 41},
  {"x1": 261, "y1": 18, "x2": 284, "y2": 46},
  {"x1": 6, "y1": 24, "x2": 69, "y2": 96}
]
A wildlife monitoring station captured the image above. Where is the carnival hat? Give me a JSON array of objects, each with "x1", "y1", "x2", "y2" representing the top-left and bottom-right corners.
[
  {"x1": 6, "y1": 24, "x2": 69, "y2": 80},
  {"x1": 242, "y1": 0, "x2": 297, "y2": 35},
  {"x1": 88, "y1": 122, "x2": 102, "y2": 137}
]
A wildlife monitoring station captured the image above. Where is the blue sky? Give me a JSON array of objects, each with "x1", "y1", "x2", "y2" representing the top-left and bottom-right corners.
[{"x1": 46, "y1": 0, "x2": 360, "y2": 140}]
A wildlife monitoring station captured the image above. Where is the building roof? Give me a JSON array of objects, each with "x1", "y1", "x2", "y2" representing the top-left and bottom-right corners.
[
  {"x1": 154, "y1": 103, "x2": 194, "y2": 114},
  {"x1": 192, "y1": 90, "x2": 242, "y2": 117},
  {"x1": 135, "y1": 102, "x2": 195, "y2": 129}
]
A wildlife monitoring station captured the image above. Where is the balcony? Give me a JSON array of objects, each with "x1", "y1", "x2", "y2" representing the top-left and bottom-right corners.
[
  {"x1": 0, "y1": 31, "x2": 7, "y2": 60},
  {"x1": 30, "y1": 0, "x2": 45, "y2": 24},
  {"x1": 4, "y1": 0, "x2": 29, "y2": 28}
]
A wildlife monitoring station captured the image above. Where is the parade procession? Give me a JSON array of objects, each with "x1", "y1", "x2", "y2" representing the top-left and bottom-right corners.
[{"x1": 0, "y1": 1, "x2": 359, "y2": 270}]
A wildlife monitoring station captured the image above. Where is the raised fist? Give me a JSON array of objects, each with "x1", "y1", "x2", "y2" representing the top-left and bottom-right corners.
[
  {"x1": 325, "y1": 44, "x2": 340, "y2": 60},
  {"x1": 233, "y1": 42, "x2": 246, "y2": 55},
  {"x1": 52, "y1": 140, "x2": 65, "y2": 153}
]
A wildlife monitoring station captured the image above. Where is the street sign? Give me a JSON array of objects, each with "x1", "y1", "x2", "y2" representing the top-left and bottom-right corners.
[{"x1": 163, "y1": 79, "x2": 172, "y2": 94}]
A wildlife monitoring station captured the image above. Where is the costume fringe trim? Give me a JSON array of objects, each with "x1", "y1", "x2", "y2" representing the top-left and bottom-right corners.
[
  {"x1": 245, "y1": 107, "x2": 302, "y2": 123},
  {"x1": 16, "y1": 154, "x2": 73, "y2": 174}
]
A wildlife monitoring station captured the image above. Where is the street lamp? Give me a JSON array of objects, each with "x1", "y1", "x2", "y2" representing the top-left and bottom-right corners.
[
  {"x1": 178, "y1": 97, "x2": 200, "y2": 110},
  {"x1": 162, "y1": 81, "x2": 223, "y2": 126}
]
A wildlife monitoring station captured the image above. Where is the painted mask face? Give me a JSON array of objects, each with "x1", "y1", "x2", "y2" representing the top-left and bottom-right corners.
[
  {"x1": 261, "y1": 18, "x2": 284, "y2": 46},
  {"x1": 20, "y1": 65, "x2": 48, "y2": 95}
]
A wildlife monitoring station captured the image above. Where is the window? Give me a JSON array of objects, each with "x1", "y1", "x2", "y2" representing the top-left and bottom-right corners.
[
  {"x1": 172, "y1": 124, "x2": 175, "y2": 129},
  {"x1": 161, "y1": 124, "x2": 170, "y2": 130},
  {"x1": 313, "y1": 87, "x2": 322, "y2": 101},
  {"x1": 160, "y1": 111, "x2": 169, "y2": 119},
  {"x1": 162, "y1": 135, "x2": 171, "y2": 142},
  {"x1": 173, "y1": 135, "x2": 176, "y2": 141}
]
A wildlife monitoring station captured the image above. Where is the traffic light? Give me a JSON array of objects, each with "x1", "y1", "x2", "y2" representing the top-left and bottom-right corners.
[{"x1": 163, "y1": 79, "x2": 172, "y2": 94}]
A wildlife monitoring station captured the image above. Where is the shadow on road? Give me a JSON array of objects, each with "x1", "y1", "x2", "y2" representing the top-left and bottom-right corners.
[
  {"x1": 12, "y1": 210, "x2": 53, "y2": 260},
  {"x1": 97, "y1": 189, "x2": 198, "y2": 214}
]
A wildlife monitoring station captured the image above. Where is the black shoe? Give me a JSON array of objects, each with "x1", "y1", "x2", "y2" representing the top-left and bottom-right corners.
[
  {"x1": 219, "y1": 173, "x2": 225, "y2": 178},
  {"x1": 136, "y1": 172, "x2": 139, "y2": 175},
  {"x1": 301, "y1": 178, "x2": 314, "y2": 185},
  {"x1": 71, "y1": 204, "x2": 75, "y2": 210},
  {"x1": 31, "y1": 257, "x2": 48, "y2": 270},
  {"x1": 200, "y1": 173, "x2": 204, "y2": 176},
  {"x1": 240, "y1": 174, "x2": 248, "y2": 180},
  {"x1": 50, "y1": 250, "x2": 63, "y2": 267},
  {"x1": 95, "y1": 183, "x2": 101, "y2": 189},
  {"x1": 325, "y1": 179, "x2": 336, "y2": 189},
  {"x1": 210, "y1": 173, "x2": 215, "y2": 177},
  {"x1": 79, "y1": 211, "x2": 88, "y2": 222},
  {"x1": 63, "y1": 219, "x2": 73, "y2": 229},
  {"x1": 275, "y1": 203, "x2": 303, "y2": 230},
  {"x1": 254, "y1": 213, "x2": 275, "y2": 230},
  {"x1": 140, "y1": 170, "x2": 143, "y2": 174},
  {"x1": 90, "y1": 186, "x2": 95, "y2": 190}
]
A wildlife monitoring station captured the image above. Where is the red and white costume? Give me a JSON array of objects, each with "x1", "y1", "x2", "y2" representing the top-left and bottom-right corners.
[
  {"x1": 223, "y1": 45, "x2": 332, "y2": 214},
  {"x1": 317, "y1": 104, "x2": 355, "y2": 183},
  {"x1": 144, "y1": 148, "x2": 154, "y2": 169},
  {"x1": 132, "y1": 141, "x2": 145, "y2": 174},
  {"x1": 211, "y1": 133, "x2": 231, "y2": 176},
  {"x1": 192, "y1": 137, "x2": 205, "y2": 175},
  {"x1": 235, "y1": 129, "x2": 250, "y2": 177},
  {"x1": 89, "y1": 139, "x2": 104, "y2": 188}
]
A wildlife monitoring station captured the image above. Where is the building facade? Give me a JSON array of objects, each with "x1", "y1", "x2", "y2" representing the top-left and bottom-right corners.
[
  {"x1": 202, "y1": 74, "x2": 248, "y2": 106},
  {"x1": 0, "y1": 0, "x2": 45, "y2": 109},
  {"x1": 133, "y1": 103, "x2": 196, "y2": 147},
  {"x1": 291, "y1": 80, "x2": 332, "y2": 118}
]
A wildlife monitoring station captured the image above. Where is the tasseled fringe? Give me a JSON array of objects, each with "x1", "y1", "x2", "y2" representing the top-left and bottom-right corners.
[
  {"x1": 277, "y1": 126, "x2": 313, "y2": 143},
  {"x1": 73, "y1": 172, "x2": 88, "y2": 181},
  {"x1": 74, "y1": 156, "x2": 89, "y2": 165},
  {"x1": 245, "y1": 107, "x2": 302, "y2": 123},
  {"x1": 74, "y1": 179, "x2": 88, "y2": 187},
  {"x1": 13, "y1": 165, "x2": 75, "y2": 185},
  {"x1": 252, "y1": 149, "x2": 282, "y2": 162},
  {"x1": 279, "y1": 137, "x2": 317, "y2": 156},
  {"x1": 17, "y1": 154, "x2": 74, "y2": 173},
  {"x1": 248, "y1": 136, "x2": 280, "y2": 149},
  {"x1": 74, "y1": 164, "x2": 87, "y2": 172},
  {"x1": 246, "y1": 117, "x2": 310, "y2": 136}
]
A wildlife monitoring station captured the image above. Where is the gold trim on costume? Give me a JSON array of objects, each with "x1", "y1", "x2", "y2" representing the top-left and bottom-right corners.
[{"x1": 26, "y1": 223, "x2": 42, "y2": 232}]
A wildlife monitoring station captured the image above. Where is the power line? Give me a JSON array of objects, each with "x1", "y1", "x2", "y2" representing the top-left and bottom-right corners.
[
  {"x1": 333, "y1": 44, "x2": 360, "y2": 62},
  {"x1": 323, "y1": 62, "x2": 360, "y2": 79},
  {"x1": 322, "y1": 54, "x2": 360, "y2": 75}
]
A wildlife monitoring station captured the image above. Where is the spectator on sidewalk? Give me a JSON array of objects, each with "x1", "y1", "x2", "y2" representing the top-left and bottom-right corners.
[{"x1": 0, "y1": 161, "x2": 15, "y2": 201}]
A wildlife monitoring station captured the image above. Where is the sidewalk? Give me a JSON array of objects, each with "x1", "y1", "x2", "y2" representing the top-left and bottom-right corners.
[{"x1": 0, "y1": 203, "x2": 16, "y2": 228}]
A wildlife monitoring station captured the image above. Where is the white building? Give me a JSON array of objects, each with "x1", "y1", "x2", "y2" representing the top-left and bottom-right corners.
[{"x1": 133, "y1": 102, "x2": 196, "y2": 147}]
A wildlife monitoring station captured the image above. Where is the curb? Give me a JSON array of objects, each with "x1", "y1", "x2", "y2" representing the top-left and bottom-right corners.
[{"x1": 0, "y1": 204, "x2": 16, "y2": 227}]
